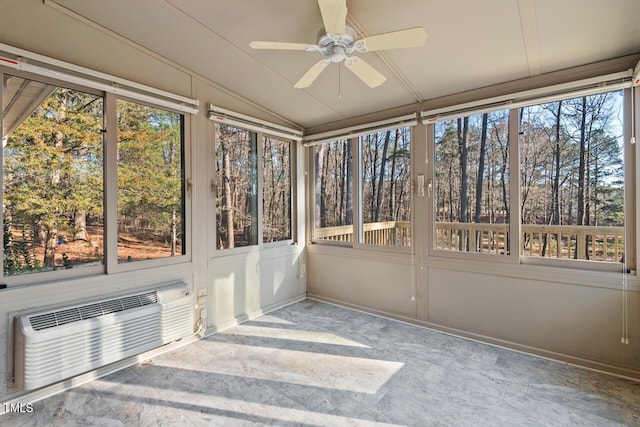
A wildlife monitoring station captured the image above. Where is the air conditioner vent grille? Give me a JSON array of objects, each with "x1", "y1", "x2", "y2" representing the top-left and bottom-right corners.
[
  {"x1": 28, "y1": 313, "x2": 57, "y2": 331},
  {"x1": 79, "y1": 303, "x2": 103, "y2": 320},
  {"x1": 28, "y1": 290, "x2": 159, "y2": 331},
  {"x1": 101, "y1": 299, "x2": 122, "y2": 315},
  {"x1": 139, "y1": 292, "x2": 158, "y2": 305},
  {"x1": 56, "y1": 308, "x2": 82, "y2": 326},
  {"x1": 121, "y1": 295, "x2": 141, "y2": 311}
]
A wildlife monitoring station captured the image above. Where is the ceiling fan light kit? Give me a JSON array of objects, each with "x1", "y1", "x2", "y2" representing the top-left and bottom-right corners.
[{"x1": 249, "y1": 0, "x2": 427, "y2": 90}]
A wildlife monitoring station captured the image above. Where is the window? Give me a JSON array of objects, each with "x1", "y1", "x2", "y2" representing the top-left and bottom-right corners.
[
  {"x1": 214, "y1": 123, "x2": 258, "y2": 249},
  {"x1": 519, "y1": 90, "x2": 624, "y2": 263},
  {"x1": 433, "y1": 110, "x2": 510, "y2": 254},
  {"x1": 116, "y1": 99, "x2": 185, "y2": 262},
  {"x1": 314, "y1": 140, "x2": 353, "y2": 242},
  {"x1": 428, "y1": 86, "x2": 630, "y2": 269},
  {"x1": 312, "y1": 126, "x2": 412, "y2": 248},
  {"x1": 1, "y1": 68, "x2": 191, "y2": 283},
  {"x1": 2, "y1": 75, "x2": 104, "y2": 275},
  {"x1": 262, "y1": 135, "x2": 291, "y2": 243},
  {"x1": 360, "y1": 127, "x2": 411, "y2": 247},
  {"x1": 214, "y1": 123, "x2": 292, "y2": 250}
]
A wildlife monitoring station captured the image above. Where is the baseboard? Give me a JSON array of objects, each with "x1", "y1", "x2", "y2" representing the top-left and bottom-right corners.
[
  {"x1": 307, "y1": 293, "x2": 640, "y2": 382},
  {"x1": 201, "y1": 293, "x2": 307, "y2": 337}
]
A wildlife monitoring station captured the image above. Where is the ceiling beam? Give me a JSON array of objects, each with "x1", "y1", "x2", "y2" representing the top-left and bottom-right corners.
[{"x1": 517, "y1": 0, "x2": 542, "y2": 76}]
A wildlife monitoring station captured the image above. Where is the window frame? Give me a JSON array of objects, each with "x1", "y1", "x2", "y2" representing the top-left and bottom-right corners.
[
  {"x1": 310, "y1": 127, "x2": 414, "y2": 255},
  {"x1": 353, "y1": 128, "x2": 413, "y2": 254},
  {"x1": 261, "y1": 134, "x2": 294, "y2": 245},
  {"x1": 426, "y1": 108, "x2": 518, "y2": 265},
  {"x1": 211, "y1": 121, "x2": 296, "y2": 258},
  {"x1": 426, "y1": 88, "x2": 635, "y2": 273},
  {"x1": 0, "y1": 67, "x2": 193, "y2": 286},
  {"x1": 310, "y1": 138, "x2": 355, "y2": 249},
  {"x1": 107, "y1": 94, "x2": 191, "y2": 274}
]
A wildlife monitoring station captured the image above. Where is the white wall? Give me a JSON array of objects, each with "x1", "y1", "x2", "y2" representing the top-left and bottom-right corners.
[
  {"x1": 0, "y1": 0, "x2": 306, "y2": 401},
  {"x1": 308, "y1": 245, "x2": 640, "y2": 377}
]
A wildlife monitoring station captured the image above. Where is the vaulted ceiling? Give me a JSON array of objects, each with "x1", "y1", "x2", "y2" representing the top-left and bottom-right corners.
[{"x1": 47, "y1": 0, "x2": 640, "y2": 129}]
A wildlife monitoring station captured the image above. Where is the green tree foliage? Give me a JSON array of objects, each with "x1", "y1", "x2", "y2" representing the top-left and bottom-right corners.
[
  {"x1": 4, "y1": 84, "x2": 103, "y2": 274},
  {"x1": 116, "y1": 100, "x2": 184, "y2": 260}
]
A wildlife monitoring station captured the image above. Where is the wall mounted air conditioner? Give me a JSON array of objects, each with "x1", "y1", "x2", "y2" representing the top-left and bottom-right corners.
[{"x1": 14, "y1": 282, "x2": 194, "y2": 391}]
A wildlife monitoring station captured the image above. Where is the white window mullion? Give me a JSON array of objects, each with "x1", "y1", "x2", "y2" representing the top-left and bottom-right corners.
[
  {"x1": 631, "y1": 87, "x2": 640, "y2": 273},
  {"x1": 257, "y1": 132, "x2": 265, "y2": 246},
  {"x1": 425, "y1": 123, "x2": 435, "y2": 258},
  {"x1": 353, "y1": 137, "x2": 362, "y2": 246},
  {"x1": 508, "y1": 108, "x2": 521, "y2": 264},
  {"x1": 104, "y1": 93, "x2": 118, "y2": 274}
]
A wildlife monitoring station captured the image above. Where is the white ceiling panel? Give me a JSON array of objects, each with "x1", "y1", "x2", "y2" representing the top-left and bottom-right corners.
[
  {"x1": 43, "y1": 0, "x2": 640, "y2": 128},
  {"x1": 535, "y1": 0, "x2": 640, "y2": 73}
]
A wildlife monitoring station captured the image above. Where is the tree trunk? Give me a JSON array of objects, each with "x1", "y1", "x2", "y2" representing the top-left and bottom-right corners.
[
  {"x1": 339, "y1": 142, "x2": 347, "y2": 224},
  {"x1": 73, "y1": 211, "x2": 88, "y2": 241},
  {"x1": 345, "y1": 141, "x2": 353, "y2": 225},
  {"x1": 388, "y1": 130, "x2": 399, "y2": 220},
  {"x1": 44, "y1": 228, "x2": 57, "y2": 268},
  {"x1": 374, "y1": 131, "x2": 391, "y2": 222},
  {"x1": 458, "y1": 117, "x2": 469, "y2": 250},
  {"x1": 474, "y1": 114, "x2": 488, "y2": 251},
  {"x1": 543, "y1": 101, "x2": 562, "y2": 257},
  {"x1": 170, "y1": 208, "x2": 176, "y2": 256},
  {"x1": 576, "y1": 96, "x2": 587, "y2": 259},
  {"x1": 222, "y1": 139, "x2": 234, "y2": 249},
  {"x1": 552, "y1": 101, "x2": 562, "y2": 226}
]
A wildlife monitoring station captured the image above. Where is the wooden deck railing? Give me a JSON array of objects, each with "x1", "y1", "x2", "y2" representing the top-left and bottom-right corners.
[
  {"x1": 316, "y1": 221, "x2": 410, "y2": 246},
  {"x1": 315, "y1": 221, "x2": 624, "y2": 262},
  {"x1": 435, "y1": 222, "x2": 509, "y2": 255},
  {"x1": 435, "y1": 222, "x2": 624, "y2": 262}
]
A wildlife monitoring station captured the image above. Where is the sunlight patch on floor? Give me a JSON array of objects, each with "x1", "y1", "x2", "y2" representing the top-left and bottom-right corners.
[
  {"x1": 221, "y1": 324, "x2": 370, "y2": 348},
  {"x1": 162, "y1": 341, "x2": 403, "y2": 394},
  {"x1": 249, "y1": 315, "x2": 296, "y2": 325},
  {"x1": 107, "y1": 382, "x2": 405, "y2": 426}
]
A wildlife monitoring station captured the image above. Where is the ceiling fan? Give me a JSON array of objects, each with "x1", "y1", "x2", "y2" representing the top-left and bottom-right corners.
[{"x1": 249, "y1": 0, "x2": 427, "y2": 89}]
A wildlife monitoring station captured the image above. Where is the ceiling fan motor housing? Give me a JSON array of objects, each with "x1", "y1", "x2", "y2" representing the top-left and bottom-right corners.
[{"x1": 317, "y1": 26, "x2": 357, "y2": 62}]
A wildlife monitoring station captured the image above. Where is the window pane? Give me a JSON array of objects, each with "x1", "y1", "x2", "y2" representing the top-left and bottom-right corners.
[
  {"x1": 360, "y1": 128, "x2": 411, "y2": 247},
  {"x1": 519, "y1": 91, "x2": 624, "y2": 262},
  {"x1": 2, "y1": 75, "x2": 104, "y2": 275},
  {"x1": 434, "y1": 111, "x2": 510, "y2": 254},
  {"x1": 314, "y1": 140, "x2": 353, "y2": 242},
  {"x1": 262, "y1": 136, "x2": 291, "y2": 243},
  {"x1": 116, "y1": 100, "x2": 185, "y2": 262},
  {"x1": 215, "y1": 123, "x2": 258, "y2": 249}
]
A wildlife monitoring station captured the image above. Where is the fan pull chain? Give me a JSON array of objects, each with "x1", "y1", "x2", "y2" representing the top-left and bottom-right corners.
[{"x1": 338, "y1": 63, "x2": 342, "y2": 99}]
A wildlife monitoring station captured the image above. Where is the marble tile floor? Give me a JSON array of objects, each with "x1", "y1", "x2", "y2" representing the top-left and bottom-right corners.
[{"x1": 3, "y1": 299, "x2": 640, "y2": 426}]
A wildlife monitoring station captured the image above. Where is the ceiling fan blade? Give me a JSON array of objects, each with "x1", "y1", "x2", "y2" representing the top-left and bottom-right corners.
[
  {"x1": 295, "y1": 59, "x2": 331, "y2": 88},
  {"x1": 345, "y1": 57, "x2": 386, "y2": 88},
  {"x1": 249, "y1": 41, "x2": 317, "y2": 51},
  {"x1": 354, "y1": 27, "x2": 428, "y2": 52},
  {"x1": 317, "y1": 0, "x2": 347, "y2": 34}
]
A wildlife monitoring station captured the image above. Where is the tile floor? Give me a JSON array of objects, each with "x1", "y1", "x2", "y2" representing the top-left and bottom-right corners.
[{"x1": 2, "y1": 299, "x2": 640, "y2": 426}]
